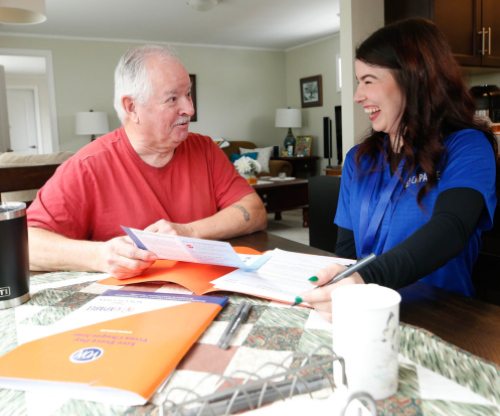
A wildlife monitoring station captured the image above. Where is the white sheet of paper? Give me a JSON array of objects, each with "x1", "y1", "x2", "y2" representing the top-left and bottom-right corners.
[
  {"x1": 245, "y1": 386, "x2": 373, "y2": 416},
  {"x1": 122, "y1": 227, "x2": 270, "y2": 270},
  {"x1": 211, "y1": 249, "x2": 355, "y2": 303}
]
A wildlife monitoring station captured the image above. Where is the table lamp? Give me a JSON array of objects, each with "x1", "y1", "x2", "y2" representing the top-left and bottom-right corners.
[
  {"x1": 275, "y1": 108, "x2": 302, "y2": 156},
  {"x1": 75, "y1": 110, "x2": 109, "y2": 142}
]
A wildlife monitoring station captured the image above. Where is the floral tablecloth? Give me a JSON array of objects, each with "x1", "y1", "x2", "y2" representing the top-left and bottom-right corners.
[{"x1": 0, "y1": 271, "x2": 499, "y2": 416}]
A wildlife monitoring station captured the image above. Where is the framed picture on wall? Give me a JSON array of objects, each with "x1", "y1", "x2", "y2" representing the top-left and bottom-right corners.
[
  {"x1": 295, "y1": 135, "x2": 312, "y2": 156},
  {"x1": 189, "y1": 74, "x2": 197, "y2": 122},
  {"x1": 300, "y1": 75, "x2": 323, "y2": 108}
]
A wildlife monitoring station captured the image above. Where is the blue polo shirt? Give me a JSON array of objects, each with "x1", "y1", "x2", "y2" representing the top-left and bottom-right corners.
[{"x1": 335, "y1": 129, "x2": 497, "y2": 296}]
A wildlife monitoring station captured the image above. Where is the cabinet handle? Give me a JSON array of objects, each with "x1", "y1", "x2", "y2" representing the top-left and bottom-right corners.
[
  {"x1": 6, "y1": 148, "x2": 13, "y2": 152},
  {"x1": 262, "y1": 194, "x2": 267, "y2": 199},
  {"x1": 489, "y1": 27, "x2": 492, "y2": 56},
  {"x1": 29, "y1": 145, "x2": 36, "y2": 149},
  {"x1": 479, "y1": 28, "x2": 486, "y2": 55}
]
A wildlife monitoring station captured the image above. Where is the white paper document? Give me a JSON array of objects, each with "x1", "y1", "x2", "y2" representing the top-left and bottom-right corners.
[
  {"x1": 122, "y1": 227, "x2": 270, "y2": 270},
  {"x1": 211, "y1": 249, "x2": 356, "y2": 303}
]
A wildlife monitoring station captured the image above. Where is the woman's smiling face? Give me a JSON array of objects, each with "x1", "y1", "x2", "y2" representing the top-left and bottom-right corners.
[{"x1": 353, "y1": 60, "x2": 405, "y2": 142}]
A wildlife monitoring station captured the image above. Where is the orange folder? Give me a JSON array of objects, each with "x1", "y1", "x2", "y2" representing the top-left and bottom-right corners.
[
  {"x1": 0, "y1": 291, "x2": 227, "y2": 405},
  {"x1": 99, "y1": 246, "x2": 262, "y2": 296}
]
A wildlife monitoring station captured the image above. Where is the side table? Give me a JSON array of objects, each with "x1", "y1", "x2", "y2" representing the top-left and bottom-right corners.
[
  {"x1": 270, "y1": 156, "x2": 320, "y2": 178},
  {"x1": 252, "y1": 179, "x2": 309, "y2": 227}
]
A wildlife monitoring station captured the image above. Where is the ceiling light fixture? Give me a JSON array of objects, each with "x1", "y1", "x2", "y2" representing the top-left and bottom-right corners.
[
  {"x1": 187, "y1": 0, "x2": 218, "y2": 12},
  {"x1": 0, "y1": 0, "x2": 46, "y2": 24}
]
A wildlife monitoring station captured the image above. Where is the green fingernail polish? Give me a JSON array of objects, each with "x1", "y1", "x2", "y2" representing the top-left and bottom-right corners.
[
  {"x1": 308, "y1": 276, "x2": 318, "y2": 282},
  {"x1": 295, "y1": 296, "x2": 303, "y2": 303}
]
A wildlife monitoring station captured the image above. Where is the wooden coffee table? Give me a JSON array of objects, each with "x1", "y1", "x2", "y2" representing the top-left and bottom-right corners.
[{"x1": 252, "y1": 178, "x2": 309, "y2": 227}]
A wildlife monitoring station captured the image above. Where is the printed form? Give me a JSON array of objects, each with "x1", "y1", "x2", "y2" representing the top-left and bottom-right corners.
[
  {"x1": 211, "y1": 249, "x2": 356, "y2": 303},
  {"x1": 122, "y1": 227, "x2": 270, "y2": 270}
]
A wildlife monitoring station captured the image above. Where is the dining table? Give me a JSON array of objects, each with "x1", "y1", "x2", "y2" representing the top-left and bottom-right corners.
[
  {"x1": 231, "y1": 232, "x2": 500, "y2": 366},
  {"x1": 1, "y1": 231, "x2": 499, "y2": 416}
]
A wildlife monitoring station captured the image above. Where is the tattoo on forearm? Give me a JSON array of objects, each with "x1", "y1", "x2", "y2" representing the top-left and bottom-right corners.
[{"x1": 232, "y1": 204, "x2": 250, "y2": 222}]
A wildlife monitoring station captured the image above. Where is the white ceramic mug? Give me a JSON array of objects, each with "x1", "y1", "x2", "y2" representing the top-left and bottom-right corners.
[{"x1": 331, "y1": 284, "x2": 401, "y2": 400}]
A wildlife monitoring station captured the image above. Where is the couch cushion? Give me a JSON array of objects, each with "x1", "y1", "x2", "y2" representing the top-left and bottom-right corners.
[
  {"x1": 221, "y1": 141, "x2": 256, "y2": 158},
  {"x1": 0, "y1": 151, "x2": 74, "y2": 167},
  {"x1": 230, "y1": 152, "x2": 258, "y2": 163},
  {"x1": 240, "y1": 146, "x2": 273, "y2": 173}
]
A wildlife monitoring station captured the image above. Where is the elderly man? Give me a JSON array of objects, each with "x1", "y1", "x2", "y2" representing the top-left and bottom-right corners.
[{"x1": 28, "y1": 45, "x2": 267, "y2": 279}]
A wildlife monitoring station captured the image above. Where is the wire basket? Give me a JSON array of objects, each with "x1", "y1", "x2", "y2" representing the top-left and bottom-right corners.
[{"x1": 151, "y1": 344, "x2": 377, "y2": 416}]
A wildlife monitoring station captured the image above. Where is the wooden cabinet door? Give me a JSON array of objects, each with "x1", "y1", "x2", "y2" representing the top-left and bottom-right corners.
[
  {"x1": 481, "y1": 0, "x2": 500, "y2": 66},
  {"x1": 434, "y1": 0, "x2": 482, "y2": 66}
]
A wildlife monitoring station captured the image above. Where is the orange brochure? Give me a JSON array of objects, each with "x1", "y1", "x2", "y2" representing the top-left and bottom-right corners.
[
  {"x1": 0, "y1": 290, "x2": 228, "y2": 406},
  {"x1": 98, "y1": 246, "x2": 262, "y2": 296}
]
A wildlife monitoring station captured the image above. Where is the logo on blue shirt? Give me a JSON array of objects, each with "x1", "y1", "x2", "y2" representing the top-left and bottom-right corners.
[
  {"x1": 70, "y1": 347, "x2": 104, "y2": 363},
  {"x1": 405, "y1": 171, "x2": 440, "y2": 188}
]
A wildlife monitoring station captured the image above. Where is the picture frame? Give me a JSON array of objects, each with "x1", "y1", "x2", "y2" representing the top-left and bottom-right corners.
[
  {"x1": 295, "y1": 135, "x2": 312, "y2": 157},
  {"x1": 300, "y1": 75, "x2": 323, "y2": 108},
  {"x1": 189, "y1": 74, "x2": 197, "y2": 122}
]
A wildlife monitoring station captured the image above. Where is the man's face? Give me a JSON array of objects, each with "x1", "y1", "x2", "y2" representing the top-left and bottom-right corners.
[{"x1": 134, "y1": 57, "x2": 195, "y2": 151}]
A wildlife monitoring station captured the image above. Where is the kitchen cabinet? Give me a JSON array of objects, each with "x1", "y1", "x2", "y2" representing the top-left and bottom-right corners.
[{"x1": 385, "y1": 0, "x2": 500, "y2": 67}]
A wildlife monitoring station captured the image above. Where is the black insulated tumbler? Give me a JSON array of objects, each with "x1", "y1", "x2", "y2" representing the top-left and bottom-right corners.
[{"x1": 0, "y1": 202, "x2": 30, "y2": 309}]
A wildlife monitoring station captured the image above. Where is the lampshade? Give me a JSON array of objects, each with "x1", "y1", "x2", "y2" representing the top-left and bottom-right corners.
[
  {"x1": 187, "y1": 0, "x2": 218, "y2": 11},
  {"x1": 275, "y1": 109, "x2": 302, "y2": 128},
  {"x1": 75, "y1": 111, "x2": 109, "y2": 135},
  {"x1": 0, "y1": 0, "x2": 46, "y2": 24}
]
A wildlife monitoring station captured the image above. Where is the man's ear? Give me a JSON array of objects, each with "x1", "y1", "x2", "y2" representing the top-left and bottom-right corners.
[{"x1": 122, "y1": 96, "x2": 139, "y2": 124}]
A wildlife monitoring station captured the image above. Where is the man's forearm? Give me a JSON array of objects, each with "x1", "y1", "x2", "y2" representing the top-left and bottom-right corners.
[
  {"x1": 28, "y1": 227, "x2": 101, "y2": 272},
  {"x1": 189, "y1": 193, "x2": 267, "y2": 240}
]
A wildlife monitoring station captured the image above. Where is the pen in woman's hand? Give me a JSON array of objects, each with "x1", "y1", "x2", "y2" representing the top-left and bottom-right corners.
[{"x1": 290, "y1": 254, "x2": 377, "y2": 307}]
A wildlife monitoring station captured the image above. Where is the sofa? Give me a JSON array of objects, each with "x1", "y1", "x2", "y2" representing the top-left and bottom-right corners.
[
  {"x1": 0, "y1": 151, "x2": 74, "y2": 203},
  {"x1": 221, "y1": 141, "x2": 292, "y2": 178}
]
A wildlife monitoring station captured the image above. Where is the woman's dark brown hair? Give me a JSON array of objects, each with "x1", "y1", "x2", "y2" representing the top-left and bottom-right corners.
[{"x1": 355, "y1": 17, "x2": 499, "y2": 204}]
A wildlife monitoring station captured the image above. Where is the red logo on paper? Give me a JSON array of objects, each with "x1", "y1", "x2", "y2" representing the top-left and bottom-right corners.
[{"x1": 187, "y1": 244, "x2": 194, "y2": 249}]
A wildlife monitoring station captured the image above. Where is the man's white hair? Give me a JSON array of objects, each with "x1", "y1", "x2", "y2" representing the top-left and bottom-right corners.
[{"x1": 114, "y1": 44, "x2": 180, "y2": 124}]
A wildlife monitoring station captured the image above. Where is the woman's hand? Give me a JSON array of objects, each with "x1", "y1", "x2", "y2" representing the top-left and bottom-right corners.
[{"x1": 299, "y1": 262, "x2": 365, "y2": 322}]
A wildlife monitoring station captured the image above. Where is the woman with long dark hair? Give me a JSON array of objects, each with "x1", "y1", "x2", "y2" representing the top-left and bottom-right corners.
[{"x1": 299, "y1": 17, "x2": 499, "y2": 322}]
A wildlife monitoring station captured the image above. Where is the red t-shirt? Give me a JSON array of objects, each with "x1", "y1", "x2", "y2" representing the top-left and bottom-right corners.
[{"x1": 27, "y1": 127, "x2": 255, "y2": 242}]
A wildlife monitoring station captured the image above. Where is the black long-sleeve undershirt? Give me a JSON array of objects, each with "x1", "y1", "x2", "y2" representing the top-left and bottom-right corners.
[{"x1": 334, "y1": 187, "x2": 485, "y2": 289}]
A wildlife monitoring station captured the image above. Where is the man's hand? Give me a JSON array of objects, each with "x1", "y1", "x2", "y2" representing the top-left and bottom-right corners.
[
  {"x1": 95, "y1": 236, "x2": 158, "y2": 280},
  {"x1": 144, "y1": 220, "x2": 196, "y2": 237},
  {"x1": 299, "y1": 263, "x2": 365, "y2": 322}
]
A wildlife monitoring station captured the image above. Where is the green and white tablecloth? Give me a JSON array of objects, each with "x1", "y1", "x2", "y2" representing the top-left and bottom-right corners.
[{"x1": 0, "y1": 272, "x2": 499, "y2": 416}]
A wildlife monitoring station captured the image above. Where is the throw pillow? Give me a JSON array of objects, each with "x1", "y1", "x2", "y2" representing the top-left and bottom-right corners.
[
  {"x1": 240, "y1": 146, "x2": 273, "y2": 173},
  {"x1": 230, "y1": 152, "x2": 258, "y2": 163}
]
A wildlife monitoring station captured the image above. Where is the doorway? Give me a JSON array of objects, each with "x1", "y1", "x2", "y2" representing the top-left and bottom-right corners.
[
  {"x1": 0, "y1": 49, "x2": 59, "y2": 154},
  {"x1": 6, "y1": 87, "x2": 43, "y2": 154}
]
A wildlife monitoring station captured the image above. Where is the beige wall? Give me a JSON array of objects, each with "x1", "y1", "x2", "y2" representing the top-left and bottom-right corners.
[
  {"x1": 0, "y1": 35, "x2": 287, "y2": 152},
  {"x1": 0, "y1": 66, "x2": 9, "y2": 152},
  {"x1": 181, "y1": 47, "x2": 286, "y2": 146},
  {"x1": 5, "y1": 74, "x2": 53, "y2": 153},
  {"x1": 340, "y1": 0, "x2": 384, "y2": 162},
  {"x1": 468, "y1": 72, "x2": 500, "y2": 89},
  {"x1": 285, "y1": 36, "x2": 340, "y2": 173}
]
